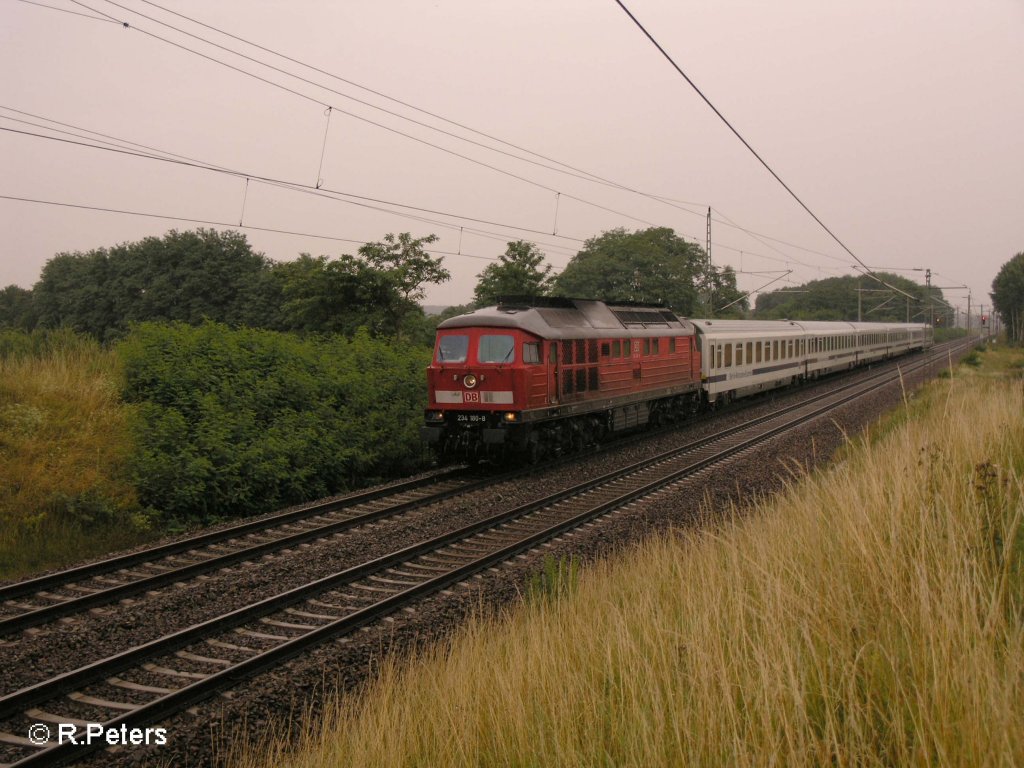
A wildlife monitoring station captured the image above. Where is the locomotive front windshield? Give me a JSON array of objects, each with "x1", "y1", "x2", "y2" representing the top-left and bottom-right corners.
[
  {"x1": 436, "y1": 334, "x2": 469, "y2": 363},
  {"x1": 478, "y1": 334, "x2": 515, "y2": 363}
]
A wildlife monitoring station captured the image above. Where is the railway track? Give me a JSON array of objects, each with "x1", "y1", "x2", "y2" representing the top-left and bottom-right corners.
[
  {"x1": 0, "y1": 468, "x2": 500, "y2": 635},
  {"x1": 0, "y1": 340, "x2": 969, "y2": 767}
]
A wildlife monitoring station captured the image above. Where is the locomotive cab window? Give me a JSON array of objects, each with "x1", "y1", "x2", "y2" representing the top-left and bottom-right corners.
[
  {"x1": 437, "y1": 334, "x2": 469, "y2": 363},
  {"x1": 478, "y1": 334, "x2": 515, "y2": 363},
  {"x1": 612, "y1": 340, "x2": 621, "y2": 358},
  {"x1": 523, "y1": 342, "x2": 541, "y2": 364}
]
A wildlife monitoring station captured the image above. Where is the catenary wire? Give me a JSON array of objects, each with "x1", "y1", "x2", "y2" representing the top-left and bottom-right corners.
[
  {"x1": 0, "y1": 107, "x2": 577, "y2": 257},
  {"x1": 21, "y1": 0, "x2": 850, "y2": 281},
  {"x1": 0, "y1": 193, "x2": 507, "y2": 262},
  {"x1": 16, "y1": 2, "x2": 879, "y2": 289},
  {"x1": 611, "y1": 0, "x2": 917, "y2": 301},
  {"x1": 63, "y1": 0, "x2": 665, "y2": 232},
  {"x1": 0, "y1": 125, "x2": 590, "y2": 244}
]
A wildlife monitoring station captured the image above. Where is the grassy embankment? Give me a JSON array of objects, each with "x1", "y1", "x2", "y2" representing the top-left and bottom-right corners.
[
  {"x1": 0, "y1": 331, "x2": 151, "y2": 579},
  {"x1": 236, "y1": 342, "x2": 1024, "y2": 767}
]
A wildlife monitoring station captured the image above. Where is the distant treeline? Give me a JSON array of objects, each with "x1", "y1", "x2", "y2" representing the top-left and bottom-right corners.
[
  {"x1": 755, "y1": 274, "x2": 947, "y2": 325},
  {"x1": 0, "y1": 229, "x2": 448, "y2": 345}
]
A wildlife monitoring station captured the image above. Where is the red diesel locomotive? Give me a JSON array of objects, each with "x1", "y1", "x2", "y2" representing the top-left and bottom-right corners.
[{"x1": 421, "y1": 297, "x2": 702, "y2": 460}]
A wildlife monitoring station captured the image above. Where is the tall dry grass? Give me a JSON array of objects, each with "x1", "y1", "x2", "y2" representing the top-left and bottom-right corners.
[
  {"x1": 0, "y1": 330, "x2": 149, "y2": 578},
  {"x1": 235, "y1": 346, "x2": 1024, "y2": 768}
]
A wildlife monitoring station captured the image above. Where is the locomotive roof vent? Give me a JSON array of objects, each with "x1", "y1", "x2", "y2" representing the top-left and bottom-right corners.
[{"x1": 610, "y1": 307, "x2": 681, "y2": 328}]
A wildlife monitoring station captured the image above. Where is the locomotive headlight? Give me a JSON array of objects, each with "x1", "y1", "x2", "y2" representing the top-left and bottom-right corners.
[
  {"x1": 426, "y1": 410, "x2": 444, "y2": 422},
  {"x1": 503, "y1": 411, "x2": 519, "y2": 423},
  {"x1": 463, "y1": 374, "x2": 478, "y2": 389}
]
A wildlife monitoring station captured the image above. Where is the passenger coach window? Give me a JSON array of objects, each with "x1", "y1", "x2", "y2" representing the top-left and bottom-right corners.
[
  {"x1": 523, "y1": 342, "x2": 541, "y2": 364},
  {"x1": 612, "y1": 340, "x2": 621, "y2": 357},
  {"x1": 478, "y1": 334, "x2": 515, "y2": 363},
  {"x1": 437, "y1": 334, "x2": 469, "y2": 363},
  {"x1": 725, "y1": 344, "x2": 733, "y2": 367}
]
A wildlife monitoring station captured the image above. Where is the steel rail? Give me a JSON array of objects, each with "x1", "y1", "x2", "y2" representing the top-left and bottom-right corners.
[
  {"x1": 0, "y1": 470, "x2": 505, "y2": 635},
  {"x1": 0, "y1": 468, "x2": 475, "y2": 603}
]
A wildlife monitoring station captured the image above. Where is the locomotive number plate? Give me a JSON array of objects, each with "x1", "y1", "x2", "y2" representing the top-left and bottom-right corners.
[{"x1": 456, "y1": 414, "x2": 488, "y2": 423}]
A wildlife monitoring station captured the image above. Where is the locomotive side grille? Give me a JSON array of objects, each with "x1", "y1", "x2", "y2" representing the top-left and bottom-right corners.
[{"x1": 557, "y1": 336, "x2": 601, "y2": 398}]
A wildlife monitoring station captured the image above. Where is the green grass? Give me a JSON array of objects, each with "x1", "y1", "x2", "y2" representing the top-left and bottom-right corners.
[
  {"x1": 0, "y1": 330, "x2": 153, "y2": 579},
  {"x1": 232, "y1": 348, "x2": 1024, "y2": 768}
]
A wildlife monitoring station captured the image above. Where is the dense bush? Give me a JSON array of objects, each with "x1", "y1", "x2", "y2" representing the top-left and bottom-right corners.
[{"x1": 118, "y1": 322, "x2": 431, "y2": 524}]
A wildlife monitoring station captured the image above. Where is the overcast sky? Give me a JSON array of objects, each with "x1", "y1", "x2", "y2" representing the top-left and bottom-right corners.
[{"x1": 3, "y1": 0, "x2": 1021, "y2": 316}]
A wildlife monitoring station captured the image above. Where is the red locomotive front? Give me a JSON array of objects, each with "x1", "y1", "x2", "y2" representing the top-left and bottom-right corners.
[{"x1": 422, "y1": 325, "x2": 547, "y2": 457}]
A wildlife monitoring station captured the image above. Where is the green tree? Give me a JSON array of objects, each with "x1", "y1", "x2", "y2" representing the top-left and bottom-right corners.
[
  {"x1": 32, "y1": 229, "x2": 273, "y2": 340},
  {"x1": 990, "y1": 251, "x2": 1024, "y2": 343},
  {"x1": 359, "y1": 232, "x2": 449, "y2": 338},
  {"x1": 271, "y1": 253, "x2": 403, "y2": 337},
  {"x1": 473, "y1": 240, "x2": 553, "y2": 306},
  {"x1": 33, "y1": 247, "x2": 119, "y2": 339},
  {"x1": 551, "y1": 227, "x2": 741, "y2": 316},
  {"x1": 0, "y1": 285, "x2": 37, "y2": 330}
]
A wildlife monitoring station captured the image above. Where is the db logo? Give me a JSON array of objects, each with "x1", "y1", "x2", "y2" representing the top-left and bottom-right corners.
[{"x1": 463, "y1": 391, "x2": 480, "y2": 403}]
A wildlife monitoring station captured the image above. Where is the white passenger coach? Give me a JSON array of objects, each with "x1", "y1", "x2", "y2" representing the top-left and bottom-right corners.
[{"x1": 692, "y1": 319, "x2": 933, "y2": 404}]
